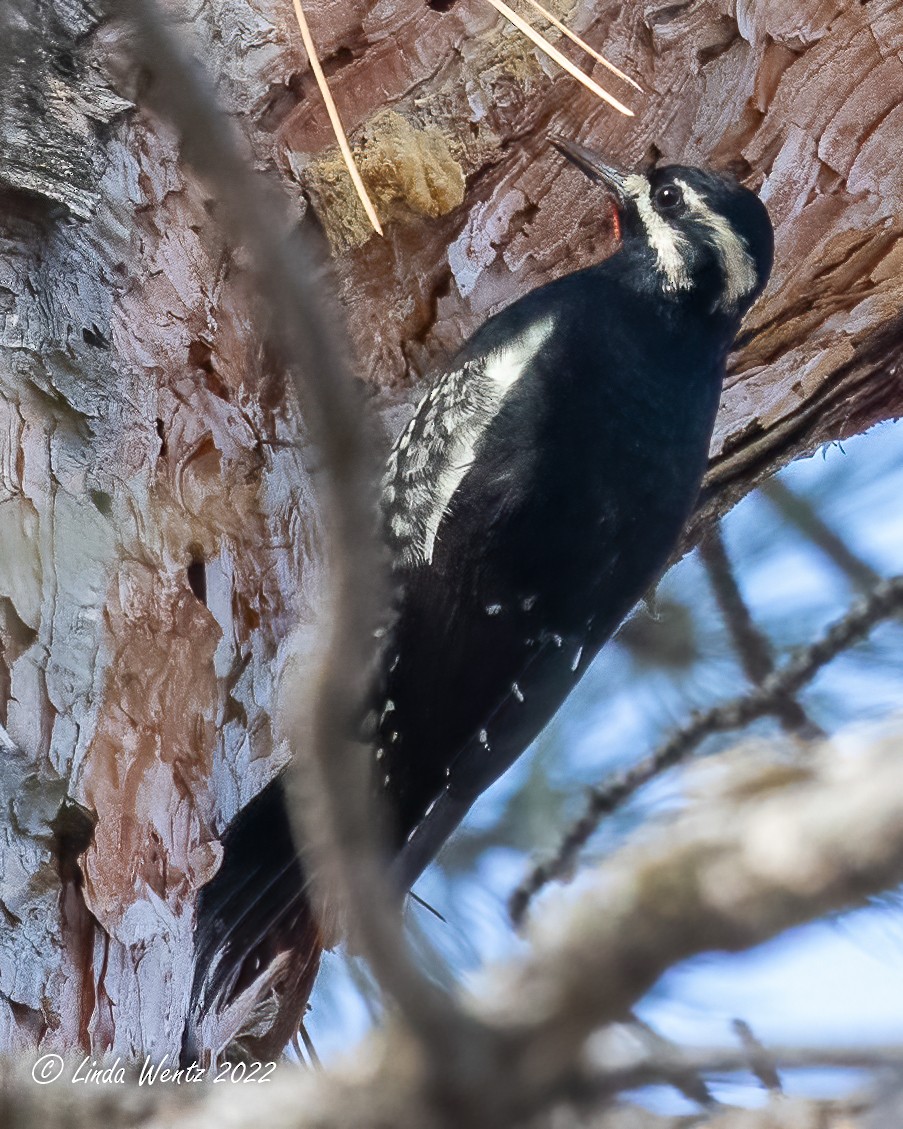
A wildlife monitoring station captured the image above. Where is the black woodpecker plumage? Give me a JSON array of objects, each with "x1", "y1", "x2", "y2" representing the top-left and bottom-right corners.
[{"x1": 187, "y1": 137, "x2": 774, "y2": 1054}]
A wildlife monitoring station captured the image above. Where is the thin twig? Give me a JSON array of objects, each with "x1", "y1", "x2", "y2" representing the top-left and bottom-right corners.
[
  {"x1": 628, "y1": 1016, "x2": 715, "y2": 1108},
  {"x1": 510, "y1": 573, "x2": 903, "y2": 924},
  {"x1": 761, "y1": 477, "x2": 881, "y2": 594},
  {"x1": 701, "y1": 528, "x2": 779, "y2": 685},
  {"x1": 733, "y1": 1019, "x2": 783, "y2": 1095},
  {"x1": 519, "y1": 0, "x2": 643, "y2": 91},
  {"x1": 484, "y1": 0, "x2": 634, "y2": 117},
  {"x1": 585, "y1": 1042, "x2": 903, "y2": 1099},
  {"x1": 290, "y1": 0, "x2": 383, "y2": 237},
  {"x1": 700, "y1": 526, "x2": 821, "y2": 738}
]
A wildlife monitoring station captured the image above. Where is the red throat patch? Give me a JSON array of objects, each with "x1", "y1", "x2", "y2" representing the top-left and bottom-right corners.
[{"x1": 609, "y1": 198, "x2": 622, "y2": 244}]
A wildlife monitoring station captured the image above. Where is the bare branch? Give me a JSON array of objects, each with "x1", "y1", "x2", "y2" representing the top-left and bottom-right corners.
[
  {"x1": 511, "y1": 574, "x2": 903, "y2": 923},
  {"x1": 583, "y1": 1040, "x2": 902, "y2": 1098},
  {"x1": 8, "y1": 727, "x2": 903, "y2": 1128},
  {"x1": 760, "y1": 478, "x2": 881, "y2": 595},
  {"x1": 484, "y1": 723, "x2": 903, "y2": 1080},
  {"x1": 628, "y1": 1015, "x2": 716, "y2": 1108},
  {"x1": 732, "y1": 1019, "x2": 783, "y2": 1096},
  {"x1": 700, "y1": 526, "x2": 821, "y2": 738}
]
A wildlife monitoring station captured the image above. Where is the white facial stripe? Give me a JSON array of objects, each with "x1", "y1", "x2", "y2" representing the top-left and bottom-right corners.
[
  {"x1": 419, "y1": 317, "x2": 555, "y2": 564},
  {"x1": 624, "y1": 173, "x2": 692, "y2": 294},
  {"x1": 676, "y1": 179, "x2": 758, "y2": 310}
]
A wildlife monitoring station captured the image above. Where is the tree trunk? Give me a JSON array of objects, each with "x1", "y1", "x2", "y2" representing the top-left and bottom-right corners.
[{"x1": 0, "y1": 0, "x2": 901, "y2": 1059}]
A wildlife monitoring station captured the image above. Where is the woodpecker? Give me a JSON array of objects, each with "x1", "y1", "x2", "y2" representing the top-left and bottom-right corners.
[{"x1": 188, "y1": 137, "x2": 774, "y2": 1055}]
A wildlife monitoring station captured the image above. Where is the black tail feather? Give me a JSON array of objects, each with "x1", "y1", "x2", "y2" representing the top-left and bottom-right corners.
[{"x1": 185, "y1": 777, "x2": 322, "y2": 1060}]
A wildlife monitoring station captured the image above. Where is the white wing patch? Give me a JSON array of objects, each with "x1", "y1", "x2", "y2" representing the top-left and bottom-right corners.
[
  {"x1": 483, "y1": 318, "x2": 556, "y2": 393},
  {"x1": 624, "y1": 173, "x2": 692, "y2": 295},
  {"x1": 677, "y1": 180, "x2": 758, "y2": 311},
  {"x1": 419, "y1": 407, "x2": 482, "y2": 566},
  {"x1": 383, "y1": 317, "x2": 555, "y2": 569}
]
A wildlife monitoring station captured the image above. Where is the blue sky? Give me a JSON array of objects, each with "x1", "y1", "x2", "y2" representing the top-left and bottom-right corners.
[{"x1": 304, "y1": 418, "x2": 903, "y2": 1096}]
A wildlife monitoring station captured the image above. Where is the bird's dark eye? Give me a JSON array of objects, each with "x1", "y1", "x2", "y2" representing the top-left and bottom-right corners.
[{"x1": 653, "y1": 184, "x2": 684, "y2": 213}]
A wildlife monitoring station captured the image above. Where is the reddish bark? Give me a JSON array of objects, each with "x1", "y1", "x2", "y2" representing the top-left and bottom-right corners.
[{"x1": 0, "y1": 0, "x2": 900, "y2": 1058}]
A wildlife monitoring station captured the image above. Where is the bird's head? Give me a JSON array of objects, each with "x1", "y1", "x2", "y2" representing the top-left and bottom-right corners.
[{"x1": 551, "y1": 136, "x2": 774, "y2": 321}]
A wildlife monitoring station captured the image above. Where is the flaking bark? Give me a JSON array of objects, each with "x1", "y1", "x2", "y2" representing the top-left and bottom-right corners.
[{"x1": 0, "y1": 0, "x2": 901, "y2": 1060}]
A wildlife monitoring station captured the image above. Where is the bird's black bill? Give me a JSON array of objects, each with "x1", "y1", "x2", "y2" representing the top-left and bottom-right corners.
[{"x1": 549, "y1": 134, "x2": 630, "y2": 202}]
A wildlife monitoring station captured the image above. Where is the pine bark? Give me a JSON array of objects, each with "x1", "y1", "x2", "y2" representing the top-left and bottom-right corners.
[{"x1": 0, "y1": 0, "x2": 901, "y2": 1058}]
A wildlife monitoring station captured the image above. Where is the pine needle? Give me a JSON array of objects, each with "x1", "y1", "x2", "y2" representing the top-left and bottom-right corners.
[
  {"x1": 291, "y1": 0, "x2": 383, "y2": 236},
  {"x1": 519, "y1": 0, "x2": 643, "y2": 92},
  {"x1": 484, "y1": 0, "x2": 634, "y2": 116}
]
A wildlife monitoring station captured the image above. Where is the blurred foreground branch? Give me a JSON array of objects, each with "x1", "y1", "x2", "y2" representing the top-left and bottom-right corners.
[
  {"x1": 6, "y1": 723, "x2": 903, "y2": 1126},
  {"x1": 761, "y1": 478, "x2": 881, "y2": 594},
  {"x1": 512, "y1": 572, "x2": 903, "y2": 922},
  {"x1": 110, "y1": 0, "x2": 469, "y2": 1073},
  {"x1": 699, "y1": 526, "x2": 820, "y2": 738}
]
